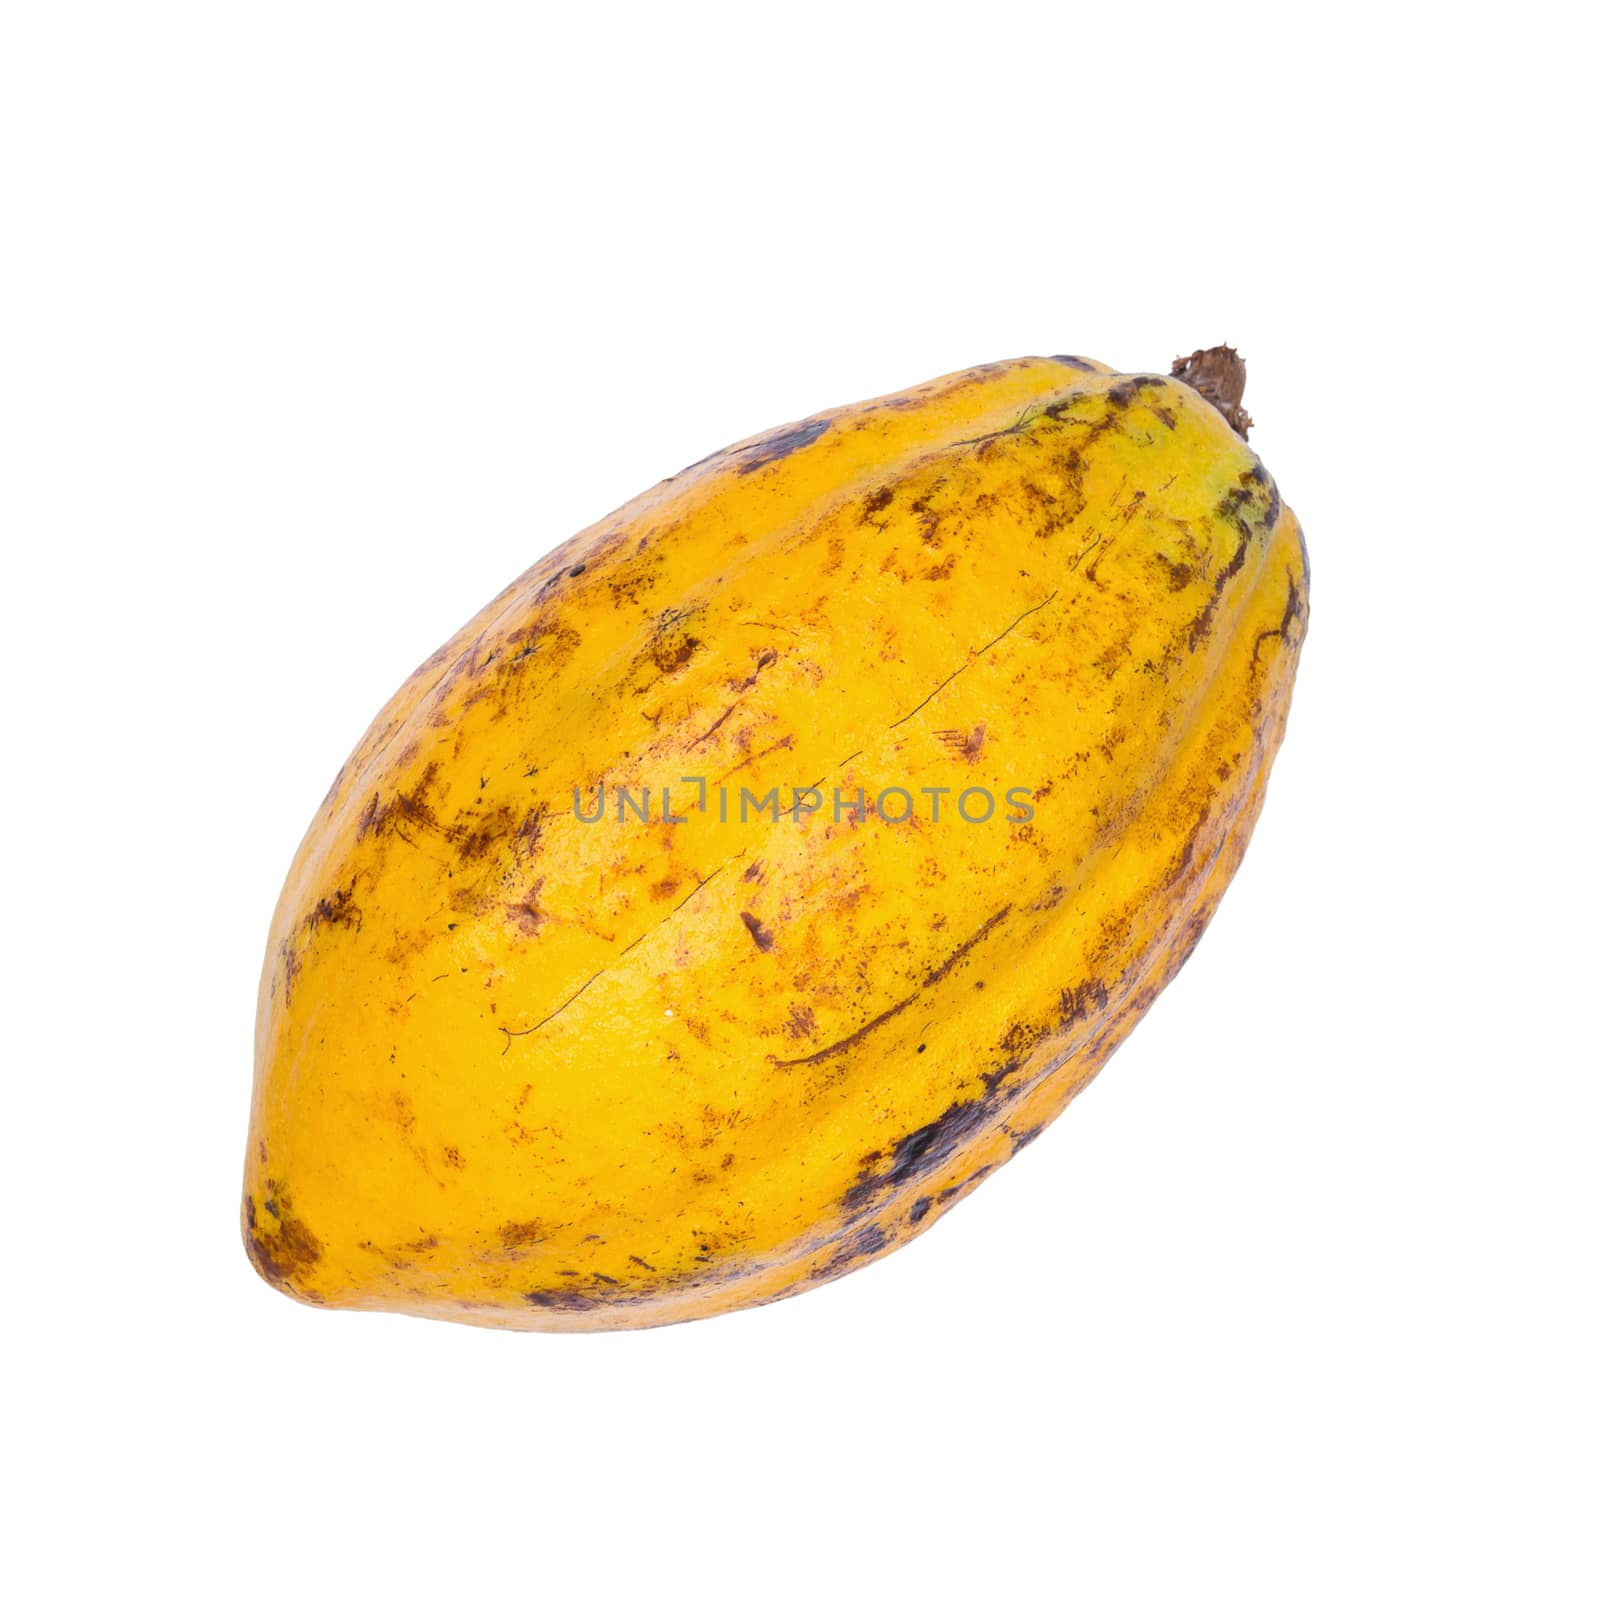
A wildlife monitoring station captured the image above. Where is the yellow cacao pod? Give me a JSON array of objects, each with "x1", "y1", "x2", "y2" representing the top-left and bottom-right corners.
[{"x1": 244, "y1": 348, "x2": 1308, "y2": 1330}]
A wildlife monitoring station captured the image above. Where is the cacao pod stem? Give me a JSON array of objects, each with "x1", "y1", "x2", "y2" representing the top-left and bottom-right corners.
[{"x1": 1171, "y1": 344, "x2": 1252, "y2": 437}]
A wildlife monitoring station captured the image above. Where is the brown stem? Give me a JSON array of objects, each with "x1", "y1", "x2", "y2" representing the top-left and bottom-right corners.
[{"x1": 1171, "y1": 345, "x2": 1252, "y2": 437}]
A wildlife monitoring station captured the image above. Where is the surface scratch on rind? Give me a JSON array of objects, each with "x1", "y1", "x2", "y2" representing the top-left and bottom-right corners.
[
  {"x1": 244, "y1": 350, "x2": 1307, "y2": 1332},
  {"x1": 501, "y1": 861, "x2": 737, "y2": 1047},
  {"x1": 889, "y1": 593, "x2": 1058, "y2": 730}
]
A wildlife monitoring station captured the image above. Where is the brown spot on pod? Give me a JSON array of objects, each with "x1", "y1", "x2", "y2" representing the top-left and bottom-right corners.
[
  {"x1": 500, "y1": 1220, "x2": 546, "y2": 1249},
  {"x1": 650, "y1": 634, "x2": 703, "y2": 675},
  {"x1": 243, "y1": 1190, "x2": 322, "y2": 1288},
  {"x1": 524, "y1": 1288, "x2": 599, "y2": 1312}
]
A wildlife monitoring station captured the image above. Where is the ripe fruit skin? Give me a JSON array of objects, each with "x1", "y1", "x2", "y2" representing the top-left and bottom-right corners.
[{"x1": 244, "y1": 353, "x2": 1308, "y2": 1331}]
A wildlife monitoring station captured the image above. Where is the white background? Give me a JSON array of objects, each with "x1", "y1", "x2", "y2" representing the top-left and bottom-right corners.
[{"x1": 5, "y1": 4, "x2": 1594, "y2": 1595}]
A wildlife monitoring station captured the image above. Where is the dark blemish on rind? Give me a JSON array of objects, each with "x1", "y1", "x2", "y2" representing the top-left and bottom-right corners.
[
  {"x1": 1215, "y1": 525, "x2": 1253, "y2": 585},
  {"x1": 740, "y1": 911, "x2": 774, "y2": 952},
  {"x1": 1156, "y1": 554, "x2": 1195, "y2": 590},
  {"x1": 1044, "y1": 393, "x2": 1094, "y2": 424},
  {"x1": 784, "y1": 1004, "x2": 817, "y2": 1040},
  {"x1": 733, "y1": 417, "x2": 831, "y2": 474},
  {"x1": 1187, "y1": 522, "x2": 1255, "y2": 652},
  {"x1": 742, "y1": 859, "x2": 764, "y2": 883},
  {"x1": 504, "y1": 885, "x2": 545, "y2": 937},
  {"x1": 1059, "y1": 979, "x2": 1110, "y2": 1024},
  {"x1": 1009, "y1": 1125, "x2": 1044, "y2": 1151},
  {"x1": 1002, "y1": 1018, "x2": 1044, "y2": 1059},
  {"x1": 457, "y1": 804, "x2": 517, "y2": 861},
  {"x1": 934, "y1": 724, "x2": 987, "y2": 763},
  {"x1": 243, "y1": 1192, "x2": 322, "y2": 1288},
  {"x1": 909, "y1": 1197, "x2": 932, "y2": 1224},
  {"x1": 812, "y1": 1224, "x2": 890, "y2": 1279},
  {"x1": 840, "y1": 1223, "x2": 888, "y2": 1261},
  {"x1": 860, "y1": 485, "x2": 896, "y2": 519},
  {"x1": 651, "y1": 634, "x2": 703, "y2": 674},
  {"x1": 982, "y1": 1058, "x2": 1024, "y2": 1093},
  {"x1": 846, "y1": 1097, "x2": 996, "y2": 1207},
  {"x1": 1251, "y1": 573, "x2": 1306, "y2": 666},
  {"x1": 357, "y1": 761, "x2": 444, "y2": 843},
  {"x1": 842, "y1": 1007, "x2": 1053, "y2": 1209},
  {"x1": 1051, "y1": 354, "x2": 1098, "y2": 372},
  {"x1": 1079, "y1": 374, "x2": 1170, "y2": 424},
  {"x1": 500, "y1": 1220, "x2": 545, "y2": 1248},
  {"x1": 525, "y1": 1289, "x2": 598, "y2": 1312},
  {"x1": 306, "y1": 885, "x2": 361, "y2": 935},
  {"x1": 1259, "y1": 475, "x2": 1282, "y2": 531},
  {"x1": 569, "y1": 563, "x2": 587, "y2": 576},
  {"x1": 629, "y1": 1255, "x2": 657, "y2": 1272},
  {"x1": 1218, "y1": 485, "x2": 1252, "y2": 527}
]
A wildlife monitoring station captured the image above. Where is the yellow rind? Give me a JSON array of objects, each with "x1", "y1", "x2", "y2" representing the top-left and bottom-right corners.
[{"x1": 244, "y1": 354, "x2": 1308, "y2": 1330}]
